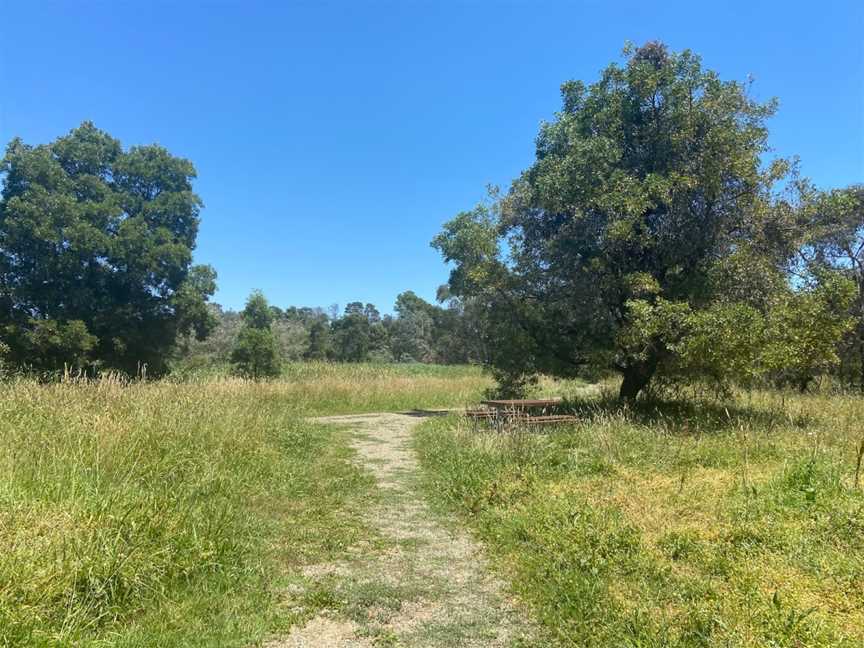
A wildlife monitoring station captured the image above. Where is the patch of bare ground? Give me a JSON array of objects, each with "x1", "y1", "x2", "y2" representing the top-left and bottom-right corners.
[{"x1": 267, "y1": 413, "x2": 533, "y2": 647}]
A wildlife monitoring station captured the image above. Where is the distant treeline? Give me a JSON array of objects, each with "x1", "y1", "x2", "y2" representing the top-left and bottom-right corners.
[{"x1": 176, "y1": 289, "x2": 486, "y2": 372}]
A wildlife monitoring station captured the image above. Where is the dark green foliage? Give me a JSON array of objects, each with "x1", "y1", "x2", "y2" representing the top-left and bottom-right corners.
[
  {"x1": 230, "y1": 291, "x2": 281, "y2": 378},
  {"x1": 304, "y1": 319, "x2": 332, "y2": 360},
  {"x1": 387, "y1": 290, "x2": 485, "y2": 365},
  {"x1": 331, "y1": 311, "x2": 370, "y2": 362},
  {"x1": 9, "y1": 319, "x2": 97, "y2": 373},
  {"x1": 761, "y1": 275, "x2": 855, "y2": 390},
  {"x1": 0, "y1": 122, "x2": 216, "y2": 376},
  {"x1": 241, "y1": 290, "x2": 275, "y2": 329},
  {"x1": 331, "y1": 303, "x2": 390, "y2": 362},
  {"x1": 175, "y1": 292, "x2": 488, "y2": 370},
  {"x1": 230, "y1": 328, "x2": 283, "y2": 378},
  {"x1": 433, "y1": 43, "x2": 833, "y2": 399},
  {"x1": 798, "y1": 185, "x2": 864, "y2": 390}
]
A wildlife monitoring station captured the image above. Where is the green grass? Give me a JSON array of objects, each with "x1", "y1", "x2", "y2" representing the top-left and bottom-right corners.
[
  {"x1": 0, "y1": 364, "x2": 488, "y2": 646},
  {"x1": 414, "y1": 389, "x2": 864, "y2": 647},
  {"x1": 8, "y1": 364, "x2": 861, "y2": 647},
  {"x1": 174, "y1": 361, "x2": 491, "y2": 415}
]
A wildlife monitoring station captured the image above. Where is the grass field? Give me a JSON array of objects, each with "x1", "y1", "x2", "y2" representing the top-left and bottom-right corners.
[
  {"x1": 415, "y1": 389, "x2": 864, "y2": 647},
  {"x1": 174, "y1": 361, "x2": 492, "y2": 415},
  {"x1": 0, "y1": 364, "x2": 489, "y2": 646},
  {"x1": 4, "y1": 366, "x2": 863, "y2": 647}
]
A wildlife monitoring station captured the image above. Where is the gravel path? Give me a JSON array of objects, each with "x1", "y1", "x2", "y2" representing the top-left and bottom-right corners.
[{"x1": 268, "y1": 412, "x2": 532, "y2": 647}]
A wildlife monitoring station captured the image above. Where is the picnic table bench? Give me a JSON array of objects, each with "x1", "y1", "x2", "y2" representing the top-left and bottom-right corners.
[
  {"x1": 482, "y1": 398, "x2": 563, "y2": 411},
  {"x1": 465, "y1": 398, "x2": 577, "y2": 429}
]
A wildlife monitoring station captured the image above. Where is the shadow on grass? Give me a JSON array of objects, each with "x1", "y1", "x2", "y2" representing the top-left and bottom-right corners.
[
  {"x1": 403, "y1": 409, "x2": 452, "y2": 418},
  {"x1": 560, "y1": 393, "x2": 815, "y2": 435}
]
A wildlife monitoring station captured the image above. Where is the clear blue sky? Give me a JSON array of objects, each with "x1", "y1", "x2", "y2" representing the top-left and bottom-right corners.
[{"x1": 2, "y1": 1, "x2": 862, "y2": 312}]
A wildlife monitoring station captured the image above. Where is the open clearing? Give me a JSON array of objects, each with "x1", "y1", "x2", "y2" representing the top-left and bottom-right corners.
[
  {"x1": 2, "y1": 370, "x2": 862, "y2": 647},
  {"x1": 271, "y1": 412, "x2": 533, "y2": 647}
]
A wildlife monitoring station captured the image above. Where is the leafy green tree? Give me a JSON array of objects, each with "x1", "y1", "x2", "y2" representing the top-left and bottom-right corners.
[
  {"x1": 174, "y1": 292, "x2": 486, "y2": 369},
  {"x1": 671, "y1": 302, "x2": 766, "y2": 391},
  {"x1": 761, "y1": 275, "x2": 856, "y2": 391},
  {"x1": 389, "y1": 291, "x2": 434, "y2": 362},
  {"x1": 388, "y1": 314, "x2": 432, "y2": 362},
  {"x1": 367, "y1": 320, "x2": 393, "y2": 362},
  {"x1": 363, "y1": 303, "x2": 381, "y2": 324},
  {"x1": 798, "y1": 185, "x2": 864, "y2": 390},
  {"x1": 0, "y1": 122, "x2": 216, "y2": 375},
  {"x1": 241, "y1": 291, "x2": 275, "y2": 330},
  {"x1": 331, "y1": 302, "x2": 391, "y2": 362},
  {"x1": 388, "y1": 290, "x2": 485, "y2": 365},
  {"x1": 344, "y1": 302, "x2": 365, "y2": 317},
  {"x1": 330, "y1": 305, "x2": 370, "y2": 362},
  {"x1": 432, "y1": 288, "x2": 487, "y2": 365},
  {"x1": 331, "y1": 313, "x2": 370, "y2": 362},
  {"x1": 433, "y1": 43, "x2": 798, "y2": 399},
  {"x1": 230, "y1": 291, "x2": 282, "y2": 378},
  {"x1": 304, "y1": 318, "x2": 332, "y2": 360},
  {"x1": 14, "y1": 319, "x2": 97, "y2": 374}
]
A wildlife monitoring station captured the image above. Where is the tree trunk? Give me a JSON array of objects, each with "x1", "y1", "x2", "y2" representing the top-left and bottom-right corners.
[
  {"x1": 859, "y1": 332, "x2": 864, "y2": 394},
  {"x1": 856, "y1": 283, "x2": 864, "y2": 394},
  {"x1": 618, "y1": 356, "x2": 659, "y2": 402},
  {"x1": 855, "y1": 288, "x2": 864, "y2": 393}
]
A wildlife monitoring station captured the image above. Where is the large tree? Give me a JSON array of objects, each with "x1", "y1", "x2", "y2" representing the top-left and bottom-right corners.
[
  {"x1": 433, "y1": 43, "x2": 810, "y2": 399},
  {"x1": 0, "y1": 122, "x2": 216, "y2": 376}
]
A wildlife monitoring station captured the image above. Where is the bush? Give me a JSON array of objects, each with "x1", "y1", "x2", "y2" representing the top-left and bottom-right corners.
[
  {"x1": 231, "y1": 327, "x2": 282, "y2": 378},
  {"x1": 230, "y1": 291, "x2": 282, "y2": 378}
]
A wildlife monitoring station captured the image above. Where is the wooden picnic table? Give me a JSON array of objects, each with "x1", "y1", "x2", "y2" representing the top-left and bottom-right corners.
[
  {"x1": 481, "y1": 398, "x2": 562, "y2": 411},
  {"x1": 466, "y1": 398, "x2": 576, "y2": 429}
]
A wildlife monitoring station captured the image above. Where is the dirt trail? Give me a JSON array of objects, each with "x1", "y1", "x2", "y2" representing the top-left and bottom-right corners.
[{"x1": 269, "y1": 412, "x2": 532, "y2": 647}]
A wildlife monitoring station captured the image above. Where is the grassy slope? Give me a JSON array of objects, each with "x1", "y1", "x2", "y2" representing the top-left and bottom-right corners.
[
  {"x1": 415, "y1": 390, "x2": 864, "y2": 647},
  {"x1": 0, "y1": 364, "x2": 489, "y2": 646}
]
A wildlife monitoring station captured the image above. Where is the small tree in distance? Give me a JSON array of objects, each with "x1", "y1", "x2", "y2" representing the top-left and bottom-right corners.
[
  {"x1": 230, "y1": 291, "x2": 282, "y2": 378},
  {"x1": 304, "y1": 319, "x2": 332, "y2": 360}
]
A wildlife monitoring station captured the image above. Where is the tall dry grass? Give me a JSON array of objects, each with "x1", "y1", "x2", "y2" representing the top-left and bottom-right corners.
[
  {"x1": 0, "y1": 364, "x2": 492, "y2": 645},
  {"x1": 173, "y1": 362, "x2": 492, "y2": 415}
]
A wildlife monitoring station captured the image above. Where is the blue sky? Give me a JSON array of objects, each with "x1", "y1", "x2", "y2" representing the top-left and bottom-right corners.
[{"x1": 2, "y1": 1, "x2": 862, "y2": 312}]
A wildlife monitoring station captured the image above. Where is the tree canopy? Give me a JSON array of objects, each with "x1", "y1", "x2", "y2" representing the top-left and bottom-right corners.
[
  {"x1": 230, "y1": 291, "x2": 282, "y2": 378},
  {"x1": 433, "y1": 42, "x2": 852, "y2": 399},
  {"x1": 174, "y1": 289, "x2": 486, "y2": 371},
  {"x1": 0, "y1": 122, "x2": 216, "y2": 376},
  {"x1": 797, "y1": 185, "x2": 864, "y2": 390}
]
